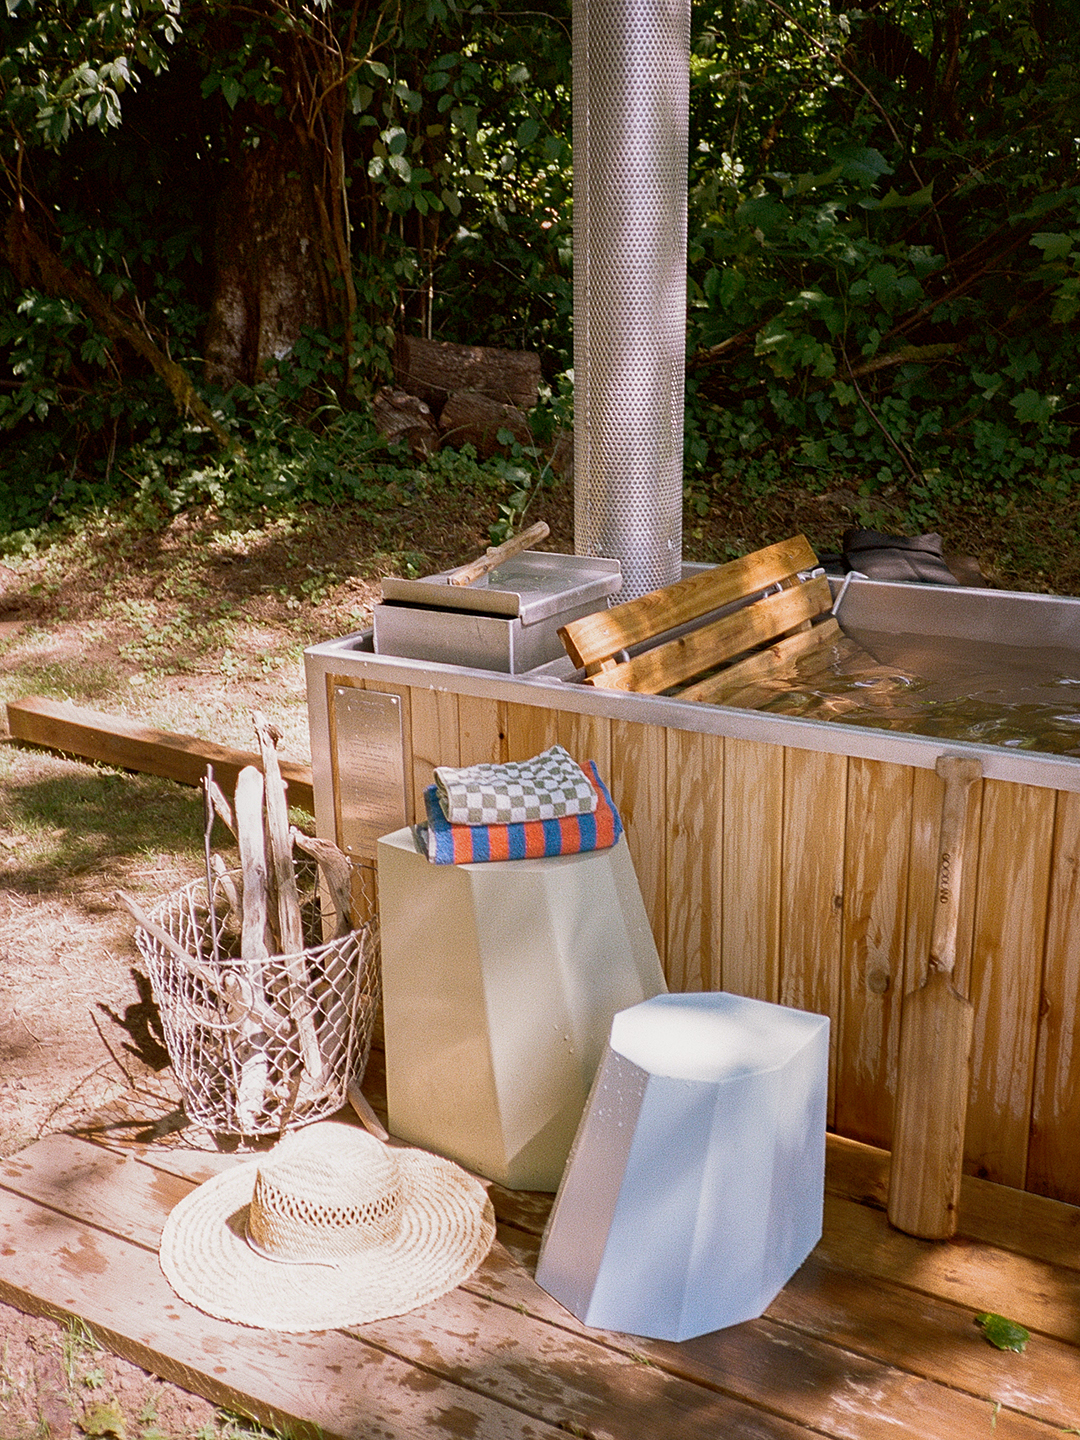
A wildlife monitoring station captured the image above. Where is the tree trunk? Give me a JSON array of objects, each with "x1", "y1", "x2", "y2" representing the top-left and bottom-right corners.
[{"x1": 203, "y1": 107, "x2": 330, "y2": 389}]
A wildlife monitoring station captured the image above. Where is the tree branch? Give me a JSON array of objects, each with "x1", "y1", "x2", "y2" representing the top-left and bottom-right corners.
[{"x1": 5, "y1": 209, "x2": 238, "y2": 453}]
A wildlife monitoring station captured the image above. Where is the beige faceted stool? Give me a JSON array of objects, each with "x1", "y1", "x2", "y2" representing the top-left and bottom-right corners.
[{"x1": 375, "y1": 829, "x2": 666, "y2": 1190}]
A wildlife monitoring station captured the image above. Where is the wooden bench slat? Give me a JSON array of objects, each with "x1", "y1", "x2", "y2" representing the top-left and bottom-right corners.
[
  {"x1": 678, "y1": 618, "x2": 844, "y2": 704},
  {"x1": 559, "y1": 534, "x2": 819, "y2": 671},
  {"x1": 584, "y1": 574, "x2": 834, "y2": 695}
]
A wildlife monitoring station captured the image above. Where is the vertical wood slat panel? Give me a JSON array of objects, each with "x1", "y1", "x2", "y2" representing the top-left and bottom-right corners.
[
  {"x1": 1028, "y1": 790, "x2": 1080, "y2": 1202},
  {"x1": 965, "y1": 779, "x2": 1056, "y2": 1190},
  {"x1": 557, "y1": 711, "x2": 612, "y2": 779},
  {"x1": 504, "y1": 703, "x2": 560, "y2": 761},
  {"x1": 780, "y1": 748, "x2": 848, "y2": 1125},
  {"x1": 456, "y1": 694, "x2": 507, "y2": 767},
  {"x1": 664, "y1": 729, "x2": 724, "y2": 993},
  {"x1": 720, "y1": 739, "x2": 783, "y2": 1003},
  {"x1": 610, "y1": 719, "x2": 668, "y2": 974},
  {"x1": 835, "y1": 758, "x2": 913, "y2": 1151},
  {"x1": 408, "y1": 686, "x2": 461, "y2": 811}
]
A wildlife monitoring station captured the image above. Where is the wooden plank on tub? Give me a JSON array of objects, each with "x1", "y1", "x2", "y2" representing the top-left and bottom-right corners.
[
  {"x1": 408, "y1": 683, "x2": 461, "y2": 804},
  {"x1": 557, "y1": 709, "x2": 612, "y2": 777},
  {"x1": 1027, "y1": 790, "x2": 1080, "y2": 1202},
  {"x1": 965, "y1": 779, "x2": 1055, "y2": 1191},
  {"x1": 457, "y1": 692, "x2": 508, "y2": 766},
  {"x1": 610, "y1": 718, "x2": 668, "y2": 973},
  {"x1": 679, "y1": 617, "x2": 842, "y2": 706},
  {"x1": 721, "y1": 738, "x2": 783, "y2": 1002},
  {"x1": 780, "y1": 748, "x2": 847, "y2": 1123},
  {"x1": 581, "y1": 577, "x2": 834, "y2": 696},
  {"x1": 663, "y1": 728, "x2": 723, "y2": 992},
  {"x1": 504, "y1": 700, "x2": 560, "y2": 760},
  {"x1": 835, "y1": 758, "x2": 913, "y2": 1151}
]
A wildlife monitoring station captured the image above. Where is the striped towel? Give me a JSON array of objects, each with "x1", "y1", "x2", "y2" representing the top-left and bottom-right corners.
[{"x1": 418, "y1": 761, "x2": 622, "y2": 865}]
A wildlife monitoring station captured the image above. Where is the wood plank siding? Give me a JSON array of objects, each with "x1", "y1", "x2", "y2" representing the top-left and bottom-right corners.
[{"x1": 326, "y1": 675, "x2": 1080, "y2": 1207}]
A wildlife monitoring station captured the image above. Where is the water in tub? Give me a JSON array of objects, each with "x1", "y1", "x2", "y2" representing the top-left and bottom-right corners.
[{"x1": 751, "y1": 629, "x2": 1080, "y2": 756}]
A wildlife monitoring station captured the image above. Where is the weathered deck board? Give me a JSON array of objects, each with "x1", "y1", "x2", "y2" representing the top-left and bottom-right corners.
[{"x1": 1, "y1": 1124, "x2": 1077, "y2": 1440}]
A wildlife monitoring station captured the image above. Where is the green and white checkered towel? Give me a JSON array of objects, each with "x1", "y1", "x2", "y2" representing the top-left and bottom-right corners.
[{"x1": 433, "y1": 744, "x2": 600, "y2": 827}]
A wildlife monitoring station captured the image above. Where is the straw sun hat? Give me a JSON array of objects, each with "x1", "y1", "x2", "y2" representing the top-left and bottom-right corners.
[{"x1": 158, "y1": 1121, "x2": 496, "y2": 1332}]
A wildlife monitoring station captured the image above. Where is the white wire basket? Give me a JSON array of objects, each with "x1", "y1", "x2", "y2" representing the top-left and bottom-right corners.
[{"x1": 134, "y1": 871, "x2": 380, "y2": 1137}]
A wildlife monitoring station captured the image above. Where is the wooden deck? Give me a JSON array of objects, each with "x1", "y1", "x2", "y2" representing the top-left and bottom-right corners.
[{"x1": 0, "y1": 1066, "x2": 1078, "y2": 1440}]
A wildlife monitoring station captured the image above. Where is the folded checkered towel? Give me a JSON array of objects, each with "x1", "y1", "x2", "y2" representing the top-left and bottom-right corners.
[
  {"x1": 433, "y1": 744, "x2": 599, "y2": 828},
  {"x1": 417, "y1": 761, "x2": 622, "y2": 865}
]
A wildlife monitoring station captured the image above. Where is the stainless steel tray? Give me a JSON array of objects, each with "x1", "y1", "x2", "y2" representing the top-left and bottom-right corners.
[{"x1": 380, "y1": 551, "x2": 622, "y2": 624}]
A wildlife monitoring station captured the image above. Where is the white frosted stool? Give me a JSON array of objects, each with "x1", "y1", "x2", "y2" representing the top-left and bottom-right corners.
[
  {"x1": 535, "y1": 991, "x2": 829, "y2": 1340},
  {"x1": 375, "y1": 829, "x2": 666, "y2": 1190}
]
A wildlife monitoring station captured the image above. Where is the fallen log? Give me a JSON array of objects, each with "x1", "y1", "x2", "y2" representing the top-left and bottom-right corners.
[
  {"x1": 5, "y1": 697, "x2": 314, "y2": 813},
  {"x1": 438, "y1": 390, "x2": 534, "y2": 459},
  {"x1": 393, "y1": 333, "x2": 540, "y2": 410}
]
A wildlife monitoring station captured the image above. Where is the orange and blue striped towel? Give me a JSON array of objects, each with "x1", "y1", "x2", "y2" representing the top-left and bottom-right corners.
[{"x1": 419, "y1": 760, "x2": 622, "y2": 865}]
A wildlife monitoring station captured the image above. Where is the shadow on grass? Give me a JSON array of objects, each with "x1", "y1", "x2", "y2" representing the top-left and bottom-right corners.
[{"x1": 0, "y1": 759, "x2": 227, "y2": 899}]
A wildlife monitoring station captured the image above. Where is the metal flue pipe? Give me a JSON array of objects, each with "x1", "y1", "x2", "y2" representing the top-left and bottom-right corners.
[{"x1": 572, "y1": 0, "x2": 690, "y2": 600}]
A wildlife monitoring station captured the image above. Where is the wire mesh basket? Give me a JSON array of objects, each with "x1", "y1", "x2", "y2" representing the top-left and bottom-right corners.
[{"x1": 134, "y1": 870, "x2": 380, "y2": 1137}]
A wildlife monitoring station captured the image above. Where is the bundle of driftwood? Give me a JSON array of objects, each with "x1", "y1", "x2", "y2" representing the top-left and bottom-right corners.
[{"x1": 121, "y1": 713, "x2": 382, "y2": 1137}]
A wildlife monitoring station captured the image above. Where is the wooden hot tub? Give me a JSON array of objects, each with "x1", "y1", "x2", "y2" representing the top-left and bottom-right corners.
[{"x1": 305, "y1": 573, "x2": 1080, "y2": 1207}]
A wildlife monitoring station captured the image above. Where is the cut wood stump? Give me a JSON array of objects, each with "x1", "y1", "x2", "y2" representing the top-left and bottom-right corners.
[
  {"x1": 393, "y1": 333, "x2": 541, "y2": 409},
  {"x1": 438, "y1": 390, "x2": 534, "y2": 459}
]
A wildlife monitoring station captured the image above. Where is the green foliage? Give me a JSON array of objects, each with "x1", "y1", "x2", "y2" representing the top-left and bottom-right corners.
[
  {"x1": 0, "y1": 0, "x2": 1078, "y2": 540},
  {"x1": 684, "y1": 0, "x2": 1080, "y2": 526}
]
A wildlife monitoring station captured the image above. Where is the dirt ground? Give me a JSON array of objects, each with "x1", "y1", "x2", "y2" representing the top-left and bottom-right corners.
[
  {"x1": 0, "y1": 469, "x2": 1068, "y2": 1438},
  {"x1": 0, "y1": 483, "x2": 533, "y2": 1440}
]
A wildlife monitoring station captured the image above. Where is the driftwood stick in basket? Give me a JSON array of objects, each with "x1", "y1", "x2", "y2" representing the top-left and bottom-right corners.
[
  {"x1": 235, "y1": 766, "x2": 273, "y2": 961},
  {"x1": 233, "y1": 765, "x2": 273, "y2": 1127},
  {"x1": 116, "y1": 890, "x2": 289, "y2": 1037},
  {"x1": 291, "y1": 829, "x2": 353, "y2": 938},
  {"x1": 207, "y1": 775, "x2": 236, "y2": 837},
  {"x1": 347, "y1": 1077, "x2": 389, "y2": 1142},
  {"x1": 210, "y1": 851, "x2": 241, "y2": 917},
  {"x1": 202, "y1": 767, "x2": 223, "y2": 963},
  {"x1": 253, "y1": 713, "x2": 326, "y2": 1087}
]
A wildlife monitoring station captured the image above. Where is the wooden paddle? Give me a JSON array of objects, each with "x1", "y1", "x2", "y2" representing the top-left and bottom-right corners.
[{"x1": 888, "y1": 753, "x2": 982, "y2": 1239}]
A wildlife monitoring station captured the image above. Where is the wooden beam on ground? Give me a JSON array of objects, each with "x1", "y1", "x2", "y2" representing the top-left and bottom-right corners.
[{"x1": 4, "y1": 696, "x2": 314, "y2": 814}]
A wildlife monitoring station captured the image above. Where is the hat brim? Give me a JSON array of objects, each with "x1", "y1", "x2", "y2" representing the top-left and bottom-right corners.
[{"x1": 159, "y1": 1142, "x2": 496, "y2": 1332}]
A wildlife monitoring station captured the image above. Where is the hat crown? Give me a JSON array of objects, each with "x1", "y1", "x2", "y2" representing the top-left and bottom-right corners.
[{"x1": 247, "y1": 1127, "x2": 404, "y2": 1265}]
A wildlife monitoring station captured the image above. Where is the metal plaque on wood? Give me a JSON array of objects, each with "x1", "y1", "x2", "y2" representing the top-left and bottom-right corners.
[{"x1": 332, "y1": 685, "x2": 407, "y2": 860}]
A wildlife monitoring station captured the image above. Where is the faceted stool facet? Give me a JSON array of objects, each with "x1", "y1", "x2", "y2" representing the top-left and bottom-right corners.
[
  {"x1": 535, "y1": 990, "x2": 829, "y2": 1340},
  {"x1": 375, "y1": 828, "x2": 666, "y2": 1190}
]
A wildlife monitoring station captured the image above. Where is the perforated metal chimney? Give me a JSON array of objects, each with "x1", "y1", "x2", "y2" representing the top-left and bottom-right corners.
[{"x1": 573, "y1": 0, "x2": 690, "y2": 599}]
